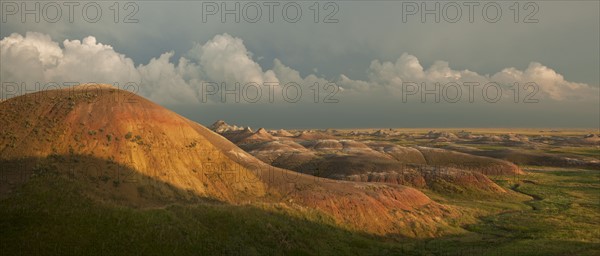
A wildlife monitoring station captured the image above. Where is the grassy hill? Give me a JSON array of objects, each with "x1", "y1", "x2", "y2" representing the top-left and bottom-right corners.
[
  {"x1": 2, "y1": 168, "x2": 598, "y2": 255},
  {"x1": 1, "y1": 86, "x2": 598, "y2": 255}
]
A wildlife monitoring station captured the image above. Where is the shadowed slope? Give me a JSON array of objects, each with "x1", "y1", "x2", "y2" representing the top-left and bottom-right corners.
[
  {"x1": 0, "y1": 84, "x2": 459, "y2": 236},
  {"x1": 0, "y1": 85, "x2": 266, "y2": 203}
]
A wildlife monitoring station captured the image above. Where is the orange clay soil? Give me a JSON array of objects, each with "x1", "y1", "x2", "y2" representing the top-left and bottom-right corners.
[{"x1": 0, "y1": 84, "x2": 460, "y2": 237}]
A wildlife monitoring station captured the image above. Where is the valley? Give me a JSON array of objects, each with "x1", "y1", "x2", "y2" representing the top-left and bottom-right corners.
[{"x1": 0, "y1": 85, "x2": 598, "y2": 255}]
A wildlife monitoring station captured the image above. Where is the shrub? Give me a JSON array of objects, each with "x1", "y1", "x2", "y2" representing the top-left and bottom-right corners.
[
  {"x1": 99, "y1": 175, "x2": 111, "y2": 183},
  {"x1": 137, "y1": 185, "x2": 147, "y2": 196}
]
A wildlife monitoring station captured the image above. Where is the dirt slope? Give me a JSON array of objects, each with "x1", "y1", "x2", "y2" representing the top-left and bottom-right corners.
[{"x1": 0, "y1": 84, "x2": 458, "y2": 236}]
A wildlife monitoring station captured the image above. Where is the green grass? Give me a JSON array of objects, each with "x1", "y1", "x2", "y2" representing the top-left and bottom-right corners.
[
  {"x1": 423, "y1": 169, "x2": 600, "y2": 255},
  {"x1": 0, "y1": 174, "x2": 408, "y2": 255},
  {"x1": 1, "y1": 169, "x2": 599, "y2": 255},
  {"x1": 386, "y1": 169, "x2": 600, "y2": 256},
  {"x1": 544, "y1": 147, "x2": 600, "y2": 159},
  {"x1": 467, "y1": 144, "x2": 511, "y2": 151}
]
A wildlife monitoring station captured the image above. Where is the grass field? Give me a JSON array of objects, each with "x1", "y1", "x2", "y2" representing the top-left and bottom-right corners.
[
  {"x1": 0, "y1": 173, "x2": 404, "y2": 255},
  {"x1": 416, "y1": 169, "x2": 600, "y2": 255},
  {"x1": 1, "y1": 167, "x2": 598, "y2": 255}
]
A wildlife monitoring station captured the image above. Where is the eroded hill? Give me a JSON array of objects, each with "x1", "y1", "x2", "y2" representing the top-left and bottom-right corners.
[{"x1": 0, "y1": 84, "x2": 462, "y2": 237}]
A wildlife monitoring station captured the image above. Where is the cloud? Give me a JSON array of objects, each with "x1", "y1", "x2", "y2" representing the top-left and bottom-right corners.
[
  {"x1": 136, "y1": 52, "x2": 200, "y2": 104},
  {"x1": 491, "y1": 62, "x2": 597, "y2": 101},
  {"x1": 0, "y1": 32, "x2": 58, "y2": 85},
  {"x1": 1, "y1": 32, "x2": 596, "y2": 104},
  {"x1": 338, "y1": 53, "x2": 597, "y2": 102},
  {"x1": 191, "y1": 34, "x2": 279, "y2": 87},
  {"x1": 0, "y1": 32, "x2": 140, "y2": 92}
]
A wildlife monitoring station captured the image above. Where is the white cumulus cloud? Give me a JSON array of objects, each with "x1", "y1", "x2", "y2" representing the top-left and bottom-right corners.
[
  {"x1": 338, "y1": 53, "x2": 597, "y2": 101},
  {"x1": 1, "y1": 32, "x2": 596, "y2": 104}
]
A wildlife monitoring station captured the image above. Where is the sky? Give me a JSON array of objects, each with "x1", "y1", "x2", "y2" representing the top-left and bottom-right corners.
[{"x1": 1, "y1": 1, "x2": 599, "y2": 129}]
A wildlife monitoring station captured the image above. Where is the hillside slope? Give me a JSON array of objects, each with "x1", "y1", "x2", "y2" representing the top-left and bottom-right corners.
[{"x1": 0, "y1": 84, "x2": 460, "y2": 236}]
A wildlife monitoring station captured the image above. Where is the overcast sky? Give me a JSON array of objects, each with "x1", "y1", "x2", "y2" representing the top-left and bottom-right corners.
[{"x1": 1, "y1": 1, "x2": 598, "y2": 128}]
